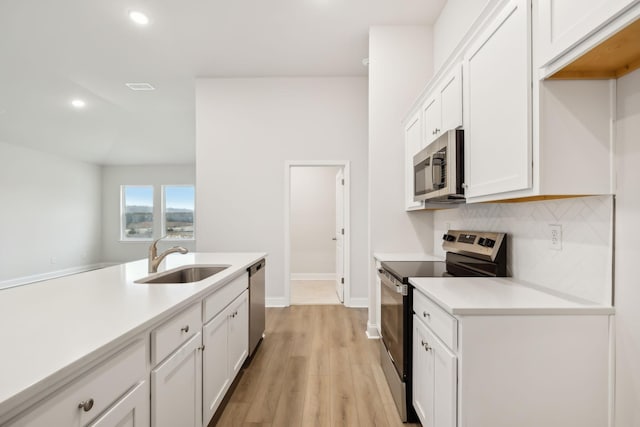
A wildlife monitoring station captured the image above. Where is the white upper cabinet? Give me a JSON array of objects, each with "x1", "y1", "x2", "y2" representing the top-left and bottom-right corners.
[
  {"x1": 463, "y1": 0, "x2": 532, "y2": 199},
  {"x1": 404, "y1": 111, "x2": 425, "y2": 211},
  {"x1": 422, "y1": 96, "x2": 441, "y2": 145},
  {"x1": 403, "y1": 64, "x2": 463, "y2": 211},
  {"x1": 401, "y1": 0, "x2": 619, "y2": 203},
  {"x1": 537, "y1": 0, "x2": 640, "y2": 70},
  {"x1": 423, "y1": 65, "x2": 463, "y2": 146},
  {"x1": 438, "y1": 66, "x2": 463, "y2": 137}
]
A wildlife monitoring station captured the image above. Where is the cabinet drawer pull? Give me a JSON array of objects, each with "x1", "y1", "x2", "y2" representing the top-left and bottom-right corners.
[
  {"x1": 181, "y1": 325, "x2": 190, "y2": 333},
  {"x1": 78, "y1": 398, "x2": 94, "y2": 412}
]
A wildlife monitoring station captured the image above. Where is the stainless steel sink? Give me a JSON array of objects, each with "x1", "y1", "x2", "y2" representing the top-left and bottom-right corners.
[{"x1": 136, "y1": 265, "x2": 230, "y2": 284}]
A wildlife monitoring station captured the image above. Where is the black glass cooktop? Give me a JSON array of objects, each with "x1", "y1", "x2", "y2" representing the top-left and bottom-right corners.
[{"x1": 381, "y1": 261, "x2": 448, "y2": 283}]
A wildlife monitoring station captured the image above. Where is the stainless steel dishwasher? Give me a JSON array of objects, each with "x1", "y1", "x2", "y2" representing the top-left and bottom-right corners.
[{"x1": 247, "y1": 259, "x2": 265, "y2": 357}]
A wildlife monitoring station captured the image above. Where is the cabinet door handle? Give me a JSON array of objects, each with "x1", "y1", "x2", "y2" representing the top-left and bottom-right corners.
[
  {"x1": 423, "y1": 311, "x2": 430, "y2": 319},
  {"x1": 421, "y1": 341, "x2": 432, "y2": 352},
  {"x1": 181, "y1": 325, "x2": 190, "y2": 333},
  {"x1": 78, "y1": 398, "x2": 94, "y2": 412}
]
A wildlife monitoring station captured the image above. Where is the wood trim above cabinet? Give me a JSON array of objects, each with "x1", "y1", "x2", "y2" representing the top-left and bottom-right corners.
[{"x1": 549, "y1": 18, "x2": 640, "y2": 79}]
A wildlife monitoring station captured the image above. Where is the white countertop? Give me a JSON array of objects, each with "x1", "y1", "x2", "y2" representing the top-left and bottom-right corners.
[
  {"x1": 0, "y1": 252, "x2": 266, "y2": 417},
  {"x1": 410, "y1": 276, "x2": 614, "y2": 315},
  {"x1": 373, "y1": 252, "x2": 443, "y2": 262}
]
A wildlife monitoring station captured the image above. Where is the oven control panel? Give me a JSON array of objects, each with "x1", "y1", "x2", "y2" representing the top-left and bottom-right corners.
[{"x1": 442, "y1": 230, "x2": 506, "y2": 260}]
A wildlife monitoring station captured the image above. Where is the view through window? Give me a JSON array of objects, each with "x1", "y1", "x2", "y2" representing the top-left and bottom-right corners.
[
  {"x1": 122, "y1": 186, "x2": 153, "y2": 239},
  {"x1": 163, "y1": 186, "x2": 195, "y2": 240}
]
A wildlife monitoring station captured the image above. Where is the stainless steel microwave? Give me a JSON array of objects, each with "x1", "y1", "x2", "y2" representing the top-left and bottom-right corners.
[{"x1": 413, "y1": 129, "x2": 465, "y2": 203}]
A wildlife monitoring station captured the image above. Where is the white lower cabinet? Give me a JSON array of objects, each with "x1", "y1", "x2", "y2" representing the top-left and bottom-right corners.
[
  {"x1": 413, "y1": 315, "x2": 456, "y2": 427},
  {"x1": 5, "y1": 270, "x2": 254, "y2": 427},
  {"x1": 7, "y1": 341, "x2": 147, "y2": 427},
  {"x1": 412, "y1": 288, "x2": 611, "y2": 427},
  {"x1": 228, "y1": 290, "x2": 249, "y2": 378},
  {"x1": 151, "y1": 332, "x2": 203, "y2": 427},
  {"x1": 203, "y1": 289, "x2": 249, "y2": 424},
  {"x1": 412, "y1": 316, "x2": 434, "y2": 426}
]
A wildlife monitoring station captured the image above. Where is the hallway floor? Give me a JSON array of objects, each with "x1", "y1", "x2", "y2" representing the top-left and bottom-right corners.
[
  {"x1": 291, "y1": 280, "x2": 340, "y2": 305},
  {"x1": 213, "y1": 305, "x2": 420, "y2": 426}
]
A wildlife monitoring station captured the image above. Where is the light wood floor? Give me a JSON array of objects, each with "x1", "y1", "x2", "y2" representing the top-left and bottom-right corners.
[{"x1": 214, "y1": 305, "x2": 420, "y2": 427}]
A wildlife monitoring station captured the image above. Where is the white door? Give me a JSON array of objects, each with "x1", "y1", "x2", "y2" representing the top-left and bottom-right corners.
[
  {"x1": 151, "y1": 333, "x2": 203, "y2": 427},
  {"x1": 202, "y1": 310, "x2": 230, "y2": 424},
  {"x1": 463, "y1": 0, "x2": 532, "y2": 199},
  {"x1": 228, "y1": 290, "x2": 249, "y2": 377},
  {"x1": 413, "y1": 316, "x2": 435, "y2": 427},
  {"x1": 335, "y1": 169, "x2": 344, "y2": 303}
]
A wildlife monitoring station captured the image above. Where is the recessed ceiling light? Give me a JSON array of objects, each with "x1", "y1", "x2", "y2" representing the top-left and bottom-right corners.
[
  {"x1": 129, "y1": 10, "x2": 149, "y2": 25},
  {"x1": 71, "y1": 99, "x2": 86, "y2": 109},
  {"x1": 125, "y1": 82, "x2": 156, "y2": 91}
]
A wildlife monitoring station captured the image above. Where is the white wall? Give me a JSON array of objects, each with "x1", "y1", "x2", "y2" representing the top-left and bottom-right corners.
[
  {"x1": 367, "y1": 26, "x2": 436, "y2": 335},
  {"x1": 0, "y1": 142, "x2": 102, "y2": 284},
  {"x1": 290, "y1": 166, "x2": 339, "y2": 278},
  {"x1": 614, "y1": 69, "x2": 640, "y2": 427},
  {"x1": 433, "y1": 0, "x2": 490, "y2": 72},
  {"x1": 433, "y1": 196, "x2": 613, "y2": 305},
  {"x1": 101, "y1": 165, "x2": 196, "y2": 263},
  {"x1": 195, "y1": 77, "x2": 368, "y2": 307}
]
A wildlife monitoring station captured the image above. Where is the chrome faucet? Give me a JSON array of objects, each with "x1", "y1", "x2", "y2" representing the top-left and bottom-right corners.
[{"x1": 148, "y1": 236, "x2": 188, "y2": 273}]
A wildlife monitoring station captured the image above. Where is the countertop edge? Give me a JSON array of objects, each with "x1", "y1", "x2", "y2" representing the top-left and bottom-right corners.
[{"x1": 410, "y1": 278, "x2": 614, "y2": 317}]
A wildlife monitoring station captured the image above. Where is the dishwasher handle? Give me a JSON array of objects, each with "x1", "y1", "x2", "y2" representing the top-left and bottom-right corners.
[{"x1": 249, "y1": 259, "x2": 266, "y2": 276}]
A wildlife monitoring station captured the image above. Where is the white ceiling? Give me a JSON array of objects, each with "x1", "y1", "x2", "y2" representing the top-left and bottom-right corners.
[{"x1": 0, "y1": 0, "x2": 446, "y2": 165}]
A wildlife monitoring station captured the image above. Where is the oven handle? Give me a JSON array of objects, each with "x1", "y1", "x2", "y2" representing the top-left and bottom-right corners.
[{"x1": 378, "y1": 270, "x2": 408, "y2": 296}]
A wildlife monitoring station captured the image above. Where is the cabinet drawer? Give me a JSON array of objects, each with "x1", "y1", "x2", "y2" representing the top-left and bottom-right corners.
[
  {"x1": 413, "y1": 290, "x2": 457, "y2": 350},
  {"x1": 8, "y1": 341, "x2": 146, "y2": 427},
  {"x1": 152, "y1": 303, "x2": 202, "y2": 365},
  {"x1": 204, "y1": 273, "x2": 248, "y2": 323}
]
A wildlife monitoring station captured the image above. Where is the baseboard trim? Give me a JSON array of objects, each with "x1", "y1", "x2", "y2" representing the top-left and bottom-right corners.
[
  {"x1": 348, "y1": 297, "x2": 369, "y2": 308},
  {"x1": 366, "y1": 322, "x2": 381, "y2": 339},
  {"x1": 0, "y1": 263, "x2": 115, "y2": 290},
  {"x1": 266, "y1": 297, "x2": 288, "y2": 307},
  {"x1": 290, "y1": 273, "x2": 336, "y2": 281}
]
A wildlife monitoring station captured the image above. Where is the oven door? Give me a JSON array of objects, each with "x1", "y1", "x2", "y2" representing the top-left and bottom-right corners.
[{"x1": 379, "y1": 269, "x2": 406, "y2": 378}]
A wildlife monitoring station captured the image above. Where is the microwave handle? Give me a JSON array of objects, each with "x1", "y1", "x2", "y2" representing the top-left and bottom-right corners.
[{"x1": 432, "y1": 157, "x2": 438, "y2": 188}]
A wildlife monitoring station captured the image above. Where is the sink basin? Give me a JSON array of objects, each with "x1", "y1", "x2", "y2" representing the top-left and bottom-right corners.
[{"x1": 136, "y1": 265, "x2": 230, "y2": 284}]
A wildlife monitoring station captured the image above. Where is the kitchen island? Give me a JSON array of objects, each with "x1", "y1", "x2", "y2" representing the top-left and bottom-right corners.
[{"x1": 0, "y1": 252, "x2": 266, "y2": 426}]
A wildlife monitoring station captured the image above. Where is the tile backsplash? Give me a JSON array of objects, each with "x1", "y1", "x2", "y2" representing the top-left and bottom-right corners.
[{"x1": 433, "y1": 196, "x2": 614, "y2": 305}]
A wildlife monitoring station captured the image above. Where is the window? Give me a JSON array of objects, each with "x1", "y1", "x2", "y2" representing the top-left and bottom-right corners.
[
  {"x1": 122, "y1": 186, "x2": 154, "y2": 240},
  {"x1": 163, "y1": 185, "x2": 195, "y2": 240}
]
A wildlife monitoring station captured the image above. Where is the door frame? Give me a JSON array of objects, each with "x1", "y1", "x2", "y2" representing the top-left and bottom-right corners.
[{"x1": 284, "y1": 160, "x2": 351, "y2": 307}]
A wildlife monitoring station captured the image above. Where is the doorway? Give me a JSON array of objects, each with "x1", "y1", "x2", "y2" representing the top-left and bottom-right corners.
[{"x1": 284, "y1": 161, "x2": 350, "y2": 306}]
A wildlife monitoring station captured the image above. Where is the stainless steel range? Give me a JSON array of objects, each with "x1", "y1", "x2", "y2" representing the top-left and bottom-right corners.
[{"x1": 378, "y1": 230, "x2": 507, "y2": 422}]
